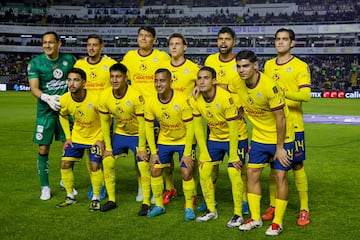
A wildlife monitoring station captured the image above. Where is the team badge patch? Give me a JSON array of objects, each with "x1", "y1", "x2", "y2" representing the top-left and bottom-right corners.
[{"x1": 36, "y1": 133, "x2": 43, "y2": 140}]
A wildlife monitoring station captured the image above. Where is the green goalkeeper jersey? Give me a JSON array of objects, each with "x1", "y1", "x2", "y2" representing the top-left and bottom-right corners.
[{"x1": 27, "y1": 53, "x2": 76, "y2": 118}]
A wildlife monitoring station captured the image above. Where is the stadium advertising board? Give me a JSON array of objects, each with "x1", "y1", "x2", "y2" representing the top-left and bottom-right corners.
[{"x1": 311, "y1": 91, "x2": 360, "y2": 99}]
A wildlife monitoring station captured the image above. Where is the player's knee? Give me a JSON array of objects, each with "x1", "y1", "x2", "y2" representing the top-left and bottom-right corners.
[
  {"x1": 151, "y1": 168, "x2": 162, "y2": 177},
  {"x1": 61, "y1": 160, "x2": 73, "y2": 169},
  {"x1": 292, "y1": 162, "x2": 303, "y2": 171}
]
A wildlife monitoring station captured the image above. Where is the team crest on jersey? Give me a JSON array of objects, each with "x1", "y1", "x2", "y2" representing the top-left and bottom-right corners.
[
  {"x1": 206, "y1": 110, "x2": 213, "y2": 118},
  {"x1": 77, "y1": 110, "x2": 84, "y2": 118},
  {"x1": 88, "y1": 104, "x2": 93, "y2": 109},
  {"x1": 273, "y1": 74, "x2": 280, "y2": 82},
  {"x1": 153, "y1": 57, "x2": 159, "y2": 62},
  {"x1": 286, "y1": 67, "x2": 292, "y2": 72},
  {"x1": 215, "y1": 103, "x2": 220, "y2": 109},
  {"x1": 162, "y1": 112, "x2": 170, "y2": 119},
  {"x1": 103, "y1": 65, "x2": 109, "y2": 70},
  {"x1": 63, "y1": 61, "x2": 68, "y2": 66},
  {"x1": 218, "y1": 70, "x2": 226, "y2": 78},
  {"x1": 116, "y1": 107, "x2": 124, "y2": 114},
  {"x1": 53, "y1": 68, "x2": 64, "y2": 79},
  {"x1": 184, "y1": 69, "x2": 189, "y2": 74},
  {"x1": 139, "y1": 64, "x2": 147, "y2": 71},
  {"x1": 174, "y1": 104, "x2": 179, "y2": 111},
  {"x1": 257, "y1": 92, "x2": 262, "y2": 98},
  {"x1": 126, "y1": 100, "x2": 131, "y2": 106}
]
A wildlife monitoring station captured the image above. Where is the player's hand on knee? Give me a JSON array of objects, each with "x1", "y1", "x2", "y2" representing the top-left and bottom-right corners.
[
  {"x1": 137, "y1": 150, "x2": 149, "y2": 161},
  {"x1": 41, "y1": 93, "x2": 61, "y2": 111},
  {"x1": 181, "y1": 155, "x2": 194, "y2": 171}
]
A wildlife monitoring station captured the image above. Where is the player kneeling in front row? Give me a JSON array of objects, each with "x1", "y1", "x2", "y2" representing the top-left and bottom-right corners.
[
  {"x1": 56, "y1": 68, "x2": 104, "y2": 211},
  {"x1": 145, "y1": 68, "x2": 197, "y2": 221}
]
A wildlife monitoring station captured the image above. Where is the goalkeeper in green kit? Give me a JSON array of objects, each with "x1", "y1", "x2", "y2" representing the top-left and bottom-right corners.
[{"x1": 27, "y1": 31, "x2": 76, "y2": 200}]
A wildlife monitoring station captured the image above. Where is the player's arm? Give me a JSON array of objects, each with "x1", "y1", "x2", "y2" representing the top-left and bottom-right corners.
[
  {"x1": 145, "y1": 118, "x2": 157, "y2": 155},
  {"x1": 284, "y1": 86, "x2": 311, "y2": 102},
  {"x1": 227, "y1": 119, "x2": 240, "y2": 164},
  {"x1": 28, "y1": 77, "x2": 42, "y2": 99},
  {"x1": 59, "y1": 106, "x2": 71, "y2": 140},
  {"x1": 137, "y1": 115, "x2": 147, "y2": 151},
  {"x1": 136, "y1": 115, "x2": 149, "y2": 161},
  {"x1": 193, "y1": 115, "x2": 211, "y2": 162},
  {"x1": 273, "y1": 108, "x2": 291, "y2": 167},
  {"x1": 99, "y1": 106, "x2": 112, "y2": 152},
  {"x1": 183, "y1": 118, "x2": 194, "y2": 157}
]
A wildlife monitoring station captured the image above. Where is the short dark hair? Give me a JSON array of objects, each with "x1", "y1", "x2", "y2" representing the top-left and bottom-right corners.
[
  {"x1": 155, "y1": 68, "x2": 171, "y2": 79},
  {"x1": 235, "y1": 50, "x2": 258, "y2": 63},
  {"x1": 168, "y1": 33, "x2": 187, "y2": 45},
  {"x1": 138, "y1": 26, "x2": 156, "y2": 38},
  {"x1": 218, "y1": 27, "x2": 235, "y2": 39},
  {"x1": 42, "y1": 31, "x2": 59, "y2": 41},
  {"x1": 87, "y1": 34, "x2": 103, "y2": 44},
  {"x1": 199, "y1": 66, "x2": 216, "y2": 79},
  {"x1": 110, "y1": 63, "x2": 127, "y2": 75},
  {"x1": 275, "y1": 28, "x2": 295, "y2": 41},
  {"x1": 68, "y1": 68, "x2": 87, "y2": 81}
]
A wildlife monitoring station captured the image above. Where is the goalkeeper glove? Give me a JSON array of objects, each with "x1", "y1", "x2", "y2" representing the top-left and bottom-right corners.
[{"x1": 41, "y1": 93, "x2": 61, "y2": 111}]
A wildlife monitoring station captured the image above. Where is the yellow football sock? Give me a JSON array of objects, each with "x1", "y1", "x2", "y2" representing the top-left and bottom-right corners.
[
  {"x1": 294, "y1": 167, "x2": 309, "y2": 212},
  {"x1": 269, "y1": 169, "x2": 276, "y2": 207},
  {"x1": 164, "y1": 167, "x2": 174, "y2": 191},
  {"x1": 199, "y1": 163, "x2": 216, "y2": 212},
  {"x1": 138, "y1": 161, "x2": 151, "y2": 206},
  {"x1": 61, "y1": 168, "x2": 74, "y2": 196},
  {"x1": 103, "y1": 156, "x2": 116, "y2": 202},
  {"x1": 228, "y1": 167, "x2": 243, "y2": 216},
  {"x1": 91, "y1": 168, "x2": 104, "y2": 199},
  {"x1": 183, "y1": 178, "x2": 195, "y2": 209},
  {"x1": 151, "y1": 175, "x2": 164, "y2": 207},
  {"x1": 273, "y1": 199, "x2": 288, "y2": 226},
  {"x1": 248, "y1": 193, "x2": 261, "y2": 221}
]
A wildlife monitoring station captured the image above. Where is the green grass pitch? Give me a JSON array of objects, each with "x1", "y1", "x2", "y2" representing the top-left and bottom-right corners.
[{"x1": 0, "y1": 91, "x2": 359, "y2": 239}]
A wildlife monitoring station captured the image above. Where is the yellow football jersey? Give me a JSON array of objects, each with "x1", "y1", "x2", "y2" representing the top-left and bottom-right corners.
[
  {"x1": 264, "y1": 56, "x2": 311, "y2": 132},
  {"x1": 121, "y1": 49, "x2": 170, "y2": 100},
  {"x1": 59, "y1": 91, "x2": 102, "y2": 145},
  {"x1": 165, "y1": 59, "x2": 199, "y2": 97},
  {"x1": 237, "y1": 72, "x2": 294, "y2": 144},
  {"x1": 145, "y1": 91, "x2": 193, "y2": 145},
  {"x1": 98, "y1": 86, "x2": 144, "y2": 136},
  {"x1": 74, "y1": 56, "x2": 117, "y2": 95},
  {"x1": 204, "y1": 53, "x2": 240, "y2": 93},
  {"x1": 191, "y1": 86, "x2": 247, "y2": 142}
]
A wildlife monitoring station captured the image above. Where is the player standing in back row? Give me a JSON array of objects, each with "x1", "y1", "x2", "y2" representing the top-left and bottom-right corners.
[
  {"x1": 27, "y1": 31, "x2": 76, "y2": 200},
  {"x1": 262, "y1": 28, "x2": 311, "y2": 226}
]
